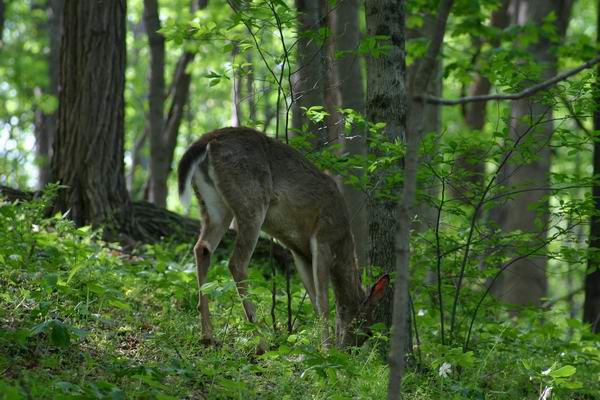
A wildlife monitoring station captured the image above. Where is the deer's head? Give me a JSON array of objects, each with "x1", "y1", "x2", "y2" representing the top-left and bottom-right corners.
[{"x1": 337, "y1": 274, "x2": 391, "y2": 348}]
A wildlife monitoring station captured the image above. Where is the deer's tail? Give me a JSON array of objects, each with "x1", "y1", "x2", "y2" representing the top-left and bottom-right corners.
[{"x1": 177, "y1": 140, "x2": 208, "y2": 206}]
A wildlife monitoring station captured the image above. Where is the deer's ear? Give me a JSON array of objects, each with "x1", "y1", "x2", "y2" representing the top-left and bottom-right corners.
[{"x1": 364, "y1": 274, "x2": 390, "y2": 307}]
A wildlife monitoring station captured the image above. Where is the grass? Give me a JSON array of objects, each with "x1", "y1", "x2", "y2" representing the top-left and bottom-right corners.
[{"x1": 0, "y1": 193, "x2": 598, "y2": 399}]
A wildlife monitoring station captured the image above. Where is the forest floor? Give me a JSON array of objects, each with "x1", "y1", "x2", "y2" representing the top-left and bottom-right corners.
[{"x1": 1, "y1": 195, "x2": 599, "y2": 399}]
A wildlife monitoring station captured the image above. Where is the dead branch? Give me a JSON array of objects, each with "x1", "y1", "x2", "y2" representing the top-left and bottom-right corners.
[{"x1": 419, "y1": 54, "x2": 600, "y2": 106}]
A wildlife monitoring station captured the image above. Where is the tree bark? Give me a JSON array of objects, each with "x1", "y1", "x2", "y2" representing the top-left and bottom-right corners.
[
  {"x1": 494, "y1": 0, "x2": 573, "y2": 307},
  {"x1": 335, "y1": 0, "x2": 368, "y2": 267},
  {"x1": 144, "y1": 0, "x2": 167, "y2": 208},
  {"x1": 33, "y1": 0, "x2": 63, "y2": 189},
  {"x1": 245, "y1": 52, "x2": 257, "y2": 122},
  {"x1": 583, "y1": 0, "x2": 600, "y2": 333},
  {"x1": 126, "y1": 17, "x2": 148, "y2": 198},
  {"x1": 452, "y1": 1, "x2": 510, "y2": 203},
  {"x1": 145, "y1": 0, "x2": 207, "y2": 206},
  {"x1": 162, "y1": 51, "x2": 195, "y2": 180},
  {"x1": 128, "y1": 127, "x2": 148, "y2": 196},
  {"x1": 34, "y1": 98, "x2": 52, "y2": 189},
  {"x1": 51, "y1": 0, "x2": 141, "y2": 239},
  {"x1": 407, "y1": 13, "x2": 443, "y2": 233},
  {"x1": 144, "y1": 50, "x2": 194, "y2": 202},
  {"x1": 364, "y1": 0, "x2": 408, "y2": 396},
  {"x1": 231, "y1": 42, "x2": 242, "y2": 127},
  {"x1": 387, "y1": 0, "x2": 454, "y2": 396},
  {"x1": 321, "y1": 0, "x2": 342, "y2": 146},
  {"x1": 365, "y1": 0, "x2": 406, "y2": 332},
  {"x1": 292, "y1": 0, "x2": 325, "y2": 139}
]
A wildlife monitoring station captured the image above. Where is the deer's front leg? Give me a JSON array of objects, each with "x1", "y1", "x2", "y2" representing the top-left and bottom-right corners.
[
  {"x1": 228, "y1": 216, "x2": 266, "y2": 353},
  {"x1": 311, "y1": 236, "x2": 332, "y2": 348},
  {"x1": 291, "y1": 251, "x2": 317, "y2": 310}
]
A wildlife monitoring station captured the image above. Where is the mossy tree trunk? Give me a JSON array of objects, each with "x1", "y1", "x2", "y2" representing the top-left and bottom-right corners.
[{"x1": 365, "y1": 0, "x2": 407, "y2": 333}]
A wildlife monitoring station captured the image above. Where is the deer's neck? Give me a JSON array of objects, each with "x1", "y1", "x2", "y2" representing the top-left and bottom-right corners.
[{"x1": 329, "y1": 236, "x2": 366, "y2": 319}]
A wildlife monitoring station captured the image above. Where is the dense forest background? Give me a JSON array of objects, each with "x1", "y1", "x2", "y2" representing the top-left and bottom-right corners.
[{"x1": 1, "y1": 0, "x2": 600, "y2": 399}]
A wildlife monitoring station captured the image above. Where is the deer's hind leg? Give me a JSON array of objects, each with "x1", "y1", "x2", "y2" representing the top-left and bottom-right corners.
[{"x1": 193, "y1": 184, "x2": 232, "y2": 346}]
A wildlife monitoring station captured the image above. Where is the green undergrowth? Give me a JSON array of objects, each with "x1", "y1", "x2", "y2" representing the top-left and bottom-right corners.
[{"x1": 0, "y1": 192, "x2": 598, "y2": 399}]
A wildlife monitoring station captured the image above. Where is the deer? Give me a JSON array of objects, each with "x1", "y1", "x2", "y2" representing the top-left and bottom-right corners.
[{"x1": 178, "y1": 127, "x2": 390, "y2": 352}]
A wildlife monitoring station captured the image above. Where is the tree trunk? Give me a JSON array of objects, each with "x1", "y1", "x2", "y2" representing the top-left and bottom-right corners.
[
  {"x1": 51, "y1": 0, "x2": 141, "y2": 239},
  {"x1": 145, "y1": 0, "x2": 207, "y2": 206},
  {"x1": 320, "y1": 2, "x2": 365, "y2": 268},
  {"x1": 246, "y1": 52, "x2": 257, "y2": 122},
  {"x1": 364, "y1": 0, "x2": 408, "y2": 395},
  {"x1": 365, "y1": 0, "x2": 406, "y2": 331},
  {"x1": 292, "y1": 0, "x2": 325, "y2": 139},
  {"x1": 126, "y1": 16, "x2": 148, "y2": 198},
  {"x1": 144, "y1": 46, "x2": 194, "y2": 205},
  {"x1": 407, "y1": 14, "x2": 442, "y2": 236},
  {"x1": 494, "y1": 0, "x2": 573, "y2": 307},
  {"x1": 144, "y1": 0, "x2": 167, "y2": 208},
  {"x1": 376, "y1": 0, "x2": 408, "y2": 393},
  {"x1": 583, "y1": 0, "x2": 600, "y2": 333},
  {"x1": 231, "y1": 42, "x2": 242, "y2": 127},
  {"x1": 33, "y1": 0, "x2": 63, "y2": 190},
  {"x1": 162, "y1": 51, "x2": 195, "y2": 179},
  {"x1": 452, "y1": 1, "x2": 510, "y2": 203},
  {"x1": 128, "y1": 127, "x2": 148, "y2": 196},
  {"x1": 262, "y1": 79, "x2": 277, "y2": 132},
  {"x1": 387, "y1": 0, "x2": 453, "y2": 395},
  {"x1": 334, "y1": 0, "x2": 368, "y2": 267},
  {"x1": 321, "y1": 0, "x2": 342, "y2": 146}
]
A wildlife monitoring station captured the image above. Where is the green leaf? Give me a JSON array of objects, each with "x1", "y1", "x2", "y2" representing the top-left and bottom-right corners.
[
  {"x1": 67, "y1": 263, "x2": 85, "y2": 283},
  {"x1": 70, "y1": 327, "x2": 88, "y2": 340},
  {"x1": 45, "y1": 273, "x2": 58, "y2": 288},
  {"x1": 29, "y1": 320, "x2": 50, "y2": 337},
  {"x1": 200, "y1": 281, "x2": 218, "y2": 294},
  {"x1": 0, "y1": 380, "x2": 25, "y2": 400},
  {"x1": 407, "y1": 15, "x2": 424, "y2": 29},
  {"x1": 560, "y1": 380, "x2": 583, "y2": 389},
  {"x1": 49, "y1": 320, "x2": 71, "y2": 347},
  {"x1": 108, "y1": 299, "x2": 131, "y2": 310},
  {"x1": 155, "y1": 395, "x2": 178, "y2": 400},
  {"x1": 287, "y1": 334, "x2": 297, "y2": 343},
  {"x1": 549, "y1": 365, "x2": 576, "y2": 378}
]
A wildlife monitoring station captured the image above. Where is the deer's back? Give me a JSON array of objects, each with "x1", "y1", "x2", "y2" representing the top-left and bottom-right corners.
[{"x1": 204, "y1": 128, "x2": 352, "y2": 258}]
